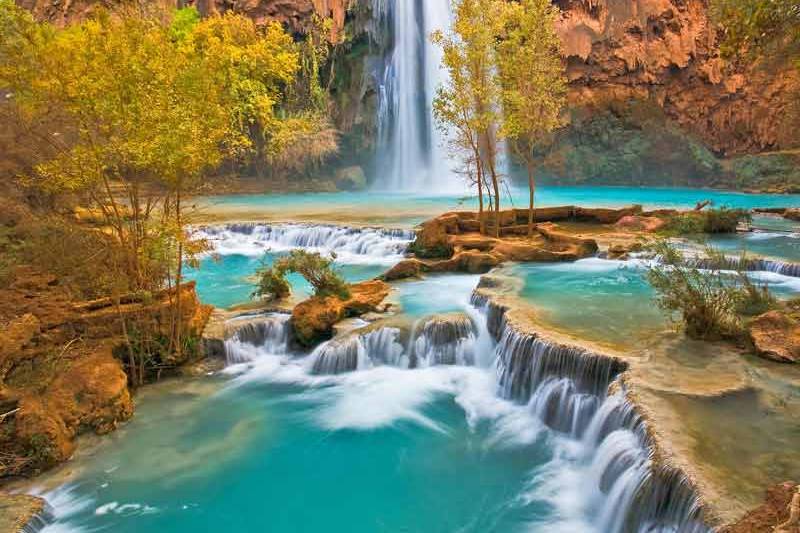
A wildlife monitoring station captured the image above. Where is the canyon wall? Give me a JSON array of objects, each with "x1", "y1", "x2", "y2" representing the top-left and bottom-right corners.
[{"x1": 12, "y1": 0, "x2": 800, "y2": 189}]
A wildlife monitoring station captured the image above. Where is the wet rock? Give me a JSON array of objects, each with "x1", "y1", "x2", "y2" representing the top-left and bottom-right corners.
[
  {"x1": 291, "y1": 280, "x2": 391, "y2": 347},
  {"x1": 749, "y1": 311, "x2": 800, "y2": 363},
  {"x1": 785, "y1": 209, "x2": 800, "y2": 222},
  {"x1": 0, "y1": 493, "x2": 47, "y2": 533},
  {"x1": 382, "y1": 258, "x2": 425, "y2": 281}
]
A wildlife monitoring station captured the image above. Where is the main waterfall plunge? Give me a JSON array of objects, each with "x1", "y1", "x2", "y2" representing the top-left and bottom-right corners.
[{"x1": 374, "y1": 0, "x2": 461, "y2": 192}]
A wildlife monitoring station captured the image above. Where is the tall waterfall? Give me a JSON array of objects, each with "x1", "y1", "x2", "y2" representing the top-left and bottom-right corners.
[{"x1": 374, "y1": 0, "x2": 460, "y2": 192}]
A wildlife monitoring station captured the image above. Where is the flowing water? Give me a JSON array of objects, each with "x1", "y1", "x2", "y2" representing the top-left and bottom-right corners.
[
  {"x1": 374, "y1": 0, "x2": 458, "y2": 192},
  {"x1": 185, "y1": 223, "x2": 413, "y2": 308},
  {"x1": 30, "y1": 268, "x2": 711, "y2": 533}
]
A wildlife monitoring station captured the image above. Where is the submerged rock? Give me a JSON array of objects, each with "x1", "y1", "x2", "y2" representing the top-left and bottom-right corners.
[{"x1": 749, "y1": 311, "x2": 800, "y2": 363}]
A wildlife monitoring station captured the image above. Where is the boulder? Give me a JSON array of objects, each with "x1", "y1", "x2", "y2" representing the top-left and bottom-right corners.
[
  {"x1": 749, "y1": 310, "x2": 800, "y2": 363},
  {"x1": 291, "y1": 280, "x2": 391, "y2": 347},
  {"x1": 334, "y1": 166, "x2": 367, "y2": 191},
  {"x1": 410, "y1": 214, "x2": 459, "y2": 258},
  {"x1": 616, "y1": 215, "x2": 667, "y2": 232},
  {"x1": 14, "y1": 347, "x2": 134, "y2": 470},
  {"x1": 382, "y1": 259, "x2": 426, "y2": 281},
  {"x1": 430, "y1": 250, "x2": 502, "y2": 274}
]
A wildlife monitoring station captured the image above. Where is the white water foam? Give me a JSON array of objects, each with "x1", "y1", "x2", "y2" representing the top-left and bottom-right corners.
[{"x1": 194, "y1": 223, "x2": 414, "y2": 265}]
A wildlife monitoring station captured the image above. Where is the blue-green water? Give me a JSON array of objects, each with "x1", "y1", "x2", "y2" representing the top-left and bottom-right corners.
[
  {"x1": 199, "y1": 186, "x2": 800, "y2": 227},
  {"x1": 186, "y1": 253, "x2": 386, "y2": 309},
  {"x1": 512, "y1": 258, "x2": 800, "y2": 346},
  {"x1": 34, "y1": 363, "x2": 597, "y2": 532}
]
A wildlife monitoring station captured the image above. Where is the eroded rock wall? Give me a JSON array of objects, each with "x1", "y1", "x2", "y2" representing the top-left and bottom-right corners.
[{"x1": 557, "y1": 0, "x2": 798, "y2": 157}]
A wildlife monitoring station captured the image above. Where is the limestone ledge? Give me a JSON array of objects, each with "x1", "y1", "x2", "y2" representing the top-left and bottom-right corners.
[{"x1": 472, "y1": 272, "x2": 723, "y2": 529}]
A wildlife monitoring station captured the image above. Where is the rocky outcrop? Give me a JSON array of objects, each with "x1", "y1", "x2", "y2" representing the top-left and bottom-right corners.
[
  {"x1": 749, "y1": 310, "x2": 800, "y2": 363},
  {"x1": 0, "y1": 493, "x2": 48, "y2": 533},
  {"x1": 0, "y1": 270, "x2": 212, "y2": 478},
  {"x1": 291, "y1": 280, "x2": 391, "y2": 347},
  {"x1": 721, "y1": 482, "x2": 800, "y2": 533},
  {"x1": 397, "y1": 209, "x2": 605, "y2": 278},
  {"x1": 556, "y1": 0, "x2": 798, "y2": 157},
  {"x1": 13, "y1": 347, "x2": 134, "y2": 471}
]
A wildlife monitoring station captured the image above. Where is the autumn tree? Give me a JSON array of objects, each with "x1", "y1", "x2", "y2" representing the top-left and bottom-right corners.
[
  {"x1": 497, "y1": 0, "x2": 567, "y2": 235},
  {"x1": 0, "y1": 2, "x2": 329, "y2": 381},
  {"x1": 432, "y1": 0, "x2": 505, "y2": 236}
]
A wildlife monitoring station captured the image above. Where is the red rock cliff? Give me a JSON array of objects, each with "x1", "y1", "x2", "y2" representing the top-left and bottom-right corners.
[{"x1": 556, "y1": 0, "x2": 798, "y2": 156}]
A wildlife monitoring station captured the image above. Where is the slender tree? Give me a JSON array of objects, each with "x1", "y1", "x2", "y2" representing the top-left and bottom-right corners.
[
  {"x1": 497, "y1": 0, "x2": 567, "y2": 236},
  {"x1": 431, "y1": 0, "x2": 505, "y2": 236}
]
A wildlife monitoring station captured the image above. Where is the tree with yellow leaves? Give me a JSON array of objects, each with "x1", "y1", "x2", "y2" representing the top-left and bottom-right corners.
[
  {"x1": 432, "y1": 0, "x2": 505, "y2": 236},
  {"x1": 497, "y1": 0, "x2": 567, "y2": 236}
]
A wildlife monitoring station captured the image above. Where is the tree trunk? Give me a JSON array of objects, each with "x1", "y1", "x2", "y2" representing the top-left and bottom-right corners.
[
  {"x1": 527, "y1": 161, "x2": 535, "y2": 237},
  {"x1": 476, "y1": 156, "x2": 485, "y2": 235}
]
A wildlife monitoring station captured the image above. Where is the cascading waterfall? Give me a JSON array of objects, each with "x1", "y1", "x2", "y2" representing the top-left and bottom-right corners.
[
  {"x1": 224, "y1": 314, "x2": 292, "y2": 364},
  {"x1": 411, "y1": 314, "x2": 477, "y2": 367},
  {"x1": 474, "y1": 292, "x2": 710, "y2": 532},
  {"x1": 374, "y1": 0, "x2": 460, "y2": 192},
  {"x1": 308, "y1": 313, "x2": 480, "y2": 374},
  {"x1": 194, "y1": 223, "x2": 414, "y2": 263},
  {"x1": 212, "y1": 282, "x2": 711, "y2": 532},
  {"x1": 688, "y1": 255, "x2": 800, "y2": 278}
]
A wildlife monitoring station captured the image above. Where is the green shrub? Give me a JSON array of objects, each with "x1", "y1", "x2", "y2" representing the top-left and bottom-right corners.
[
  {"x1": 252, "y1": 250, "x2": 350, "y2": 301},
  {"x1": 645, "y1": 240, "x2": 775, "y2": 340},
  {"x1": 661, "y1": 207, "x2": 751, "y2": 236}
]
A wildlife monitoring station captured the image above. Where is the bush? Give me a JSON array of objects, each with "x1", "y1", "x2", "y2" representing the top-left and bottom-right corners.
[
  {"x1": 646, "y1": 240, "x2": 775, "y2": 340},
  {"x1": 252, "y1": 250, "x2": 350, "y2": 301},
  {"x1": 661, "y1": 207, "x2": 751, "y2": 236}
]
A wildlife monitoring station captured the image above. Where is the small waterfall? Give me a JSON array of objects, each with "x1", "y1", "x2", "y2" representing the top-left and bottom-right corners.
[
  {"x1": 374, "y1": 0, "x2": 459, "y2": 192},
  {"x1": 689, "y1": 255, "x2": 800, "y2": 278},
  {"x1": 411, "y1": 314, "x2": 477, "y2": 367},
  {"x1": 20, "y1": 503, "x2": 54, "y2": 533},
  {"x1": 224, "y1": 314, "x2": 292, "y2": 364},
  {"x1": 195, "y1": 223, "x2": 414, "y2": 262},
  {"x1": 309, "y1": 313, "x2": 482, "y2": 374},
  {"x1": 309, "y1": 327, "x2": 407, "y2": 374}
]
